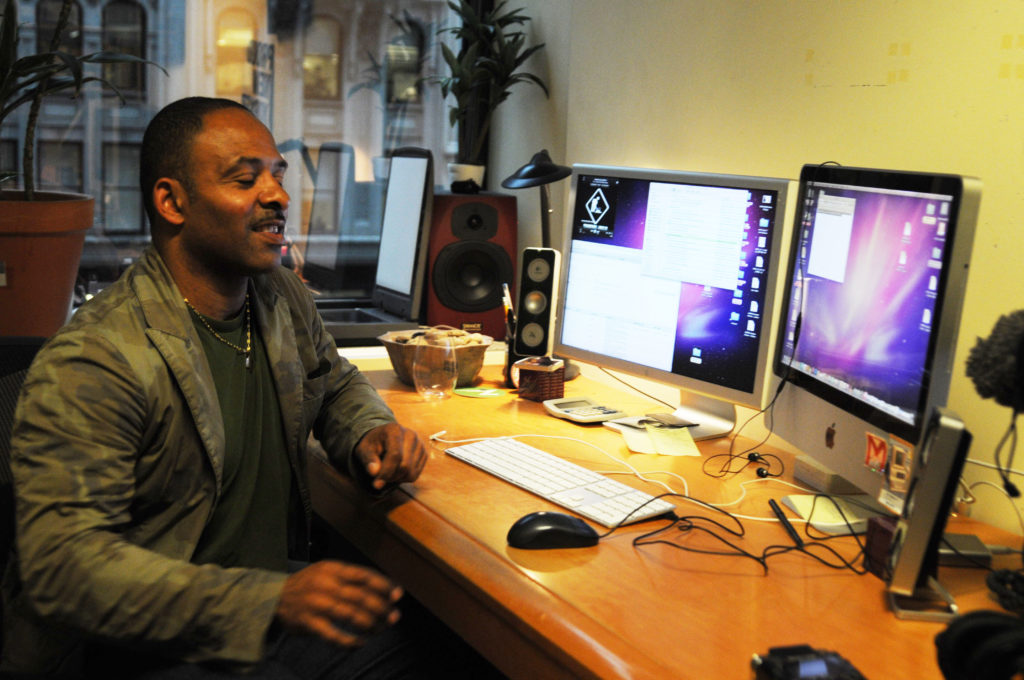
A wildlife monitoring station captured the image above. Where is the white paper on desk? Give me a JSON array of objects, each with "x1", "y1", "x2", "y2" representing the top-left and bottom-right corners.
[{"x1": 603, "y1": 420, "x2": 657, "y2": 454}]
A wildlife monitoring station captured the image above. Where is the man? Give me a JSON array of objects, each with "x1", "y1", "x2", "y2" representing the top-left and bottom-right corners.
[{"x1": 1, "y1": 97, "x2": 458, "y2": 678}]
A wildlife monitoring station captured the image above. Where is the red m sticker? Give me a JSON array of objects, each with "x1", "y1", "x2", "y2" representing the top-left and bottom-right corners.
[{"x1": 865, "y1": 433, "x2": 888, "y2": 471}]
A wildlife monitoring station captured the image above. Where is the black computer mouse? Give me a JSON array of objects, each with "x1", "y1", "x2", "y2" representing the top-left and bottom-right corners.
[{"x1": 506, "y1": 511, "x2": 600, "y2": 549}]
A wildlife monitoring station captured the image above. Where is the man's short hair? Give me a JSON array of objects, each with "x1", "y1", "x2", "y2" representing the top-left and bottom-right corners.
[{"x1": 139, "y1": 97, "x2": 252, "y2": 225}]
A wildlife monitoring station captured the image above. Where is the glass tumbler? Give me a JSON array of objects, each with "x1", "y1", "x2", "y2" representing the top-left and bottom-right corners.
[{"x1": 412, "y1": 332, "x2": 458, "y2": 400}]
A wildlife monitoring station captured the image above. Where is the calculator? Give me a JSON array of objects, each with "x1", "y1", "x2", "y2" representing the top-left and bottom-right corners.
[{"x1": 542, "y1": 397, "x2": 627, "y2": 423}]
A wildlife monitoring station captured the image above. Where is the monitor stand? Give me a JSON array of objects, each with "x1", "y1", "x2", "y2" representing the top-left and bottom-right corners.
[
  {"x1": 887, "y1": 576, "x2": 958, "y2": 622},
  {"x1": 670, "y1": 391, "x2": 737, "y2": 441},
  {"x1": 780, "y1": 493, "x2": 889, "y2": 535}
]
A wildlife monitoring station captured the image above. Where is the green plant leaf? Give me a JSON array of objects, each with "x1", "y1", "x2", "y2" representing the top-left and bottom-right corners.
[{"x1": 433, "y1": 1, "x2": 548, "y2": 164}]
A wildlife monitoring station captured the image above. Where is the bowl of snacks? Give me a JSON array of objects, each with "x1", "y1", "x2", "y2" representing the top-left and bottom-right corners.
[{"x1": 378, "y1": 327, "x2": 493, "y2": 388}]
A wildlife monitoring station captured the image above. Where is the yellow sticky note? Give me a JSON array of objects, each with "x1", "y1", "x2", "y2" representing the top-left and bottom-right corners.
[{"x1": 643, "y1": 423, "x2": 701, "y2": 457}]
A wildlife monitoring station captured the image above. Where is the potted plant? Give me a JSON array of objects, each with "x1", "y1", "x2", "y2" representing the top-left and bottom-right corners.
[
  {"x1": 0, "y1": 0, "x2": 161, "y2": 337},
  {"x1": 348, "y1": 9, "x2": 434, "y2": 176},
  {"x1": 434, "y1": 0, "x2": 548, "y2": 189}
]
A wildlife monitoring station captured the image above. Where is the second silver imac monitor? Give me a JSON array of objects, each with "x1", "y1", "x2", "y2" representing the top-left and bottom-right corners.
[
  {"x1": 553, "y1": 164, "x2": 791, "y2": 439},
  {"x1": 772, "y1": 164, "x2": 981, "y2": 517}
]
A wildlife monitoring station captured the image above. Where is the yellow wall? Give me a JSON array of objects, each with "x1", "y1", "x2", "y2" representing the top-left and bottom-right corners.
[{"x1": 493, "y1": 0, "x2": 1024, "y2": 534}]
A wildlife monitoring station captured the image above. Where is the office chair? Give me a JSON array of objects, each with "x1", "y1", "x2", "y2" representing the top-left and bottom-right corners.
[{"x1": 0, "y1": 337, "x2": 46, "y2": 650}]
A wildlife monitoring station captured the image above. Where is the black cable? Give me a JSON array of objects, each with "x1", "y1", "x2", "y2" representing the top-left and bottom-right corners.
[
  {"x1": 635, "y1": 519, "x2": 769, "y2": 574},
  {"x1": 702, "y1": 378, "x2": 788, "y2": 480},
  {"x1": 995, "y1": 410, "x2": 1021, "y2": 498},
  {"x1": 702, "y1": 449, "x2": 785, "y2": 480},
  {"x1": 799, "y1": 495, "x2": 870, "y2": 547},
  {"x1": 987, "y1": 569, "x2": 1024, "y2": 616},
  {"x1": 596, "y1": 365, "x2": 676, "y2": 409},
  {"x1": 616, "y1": 491, "x2": 870, "y2": 576}
]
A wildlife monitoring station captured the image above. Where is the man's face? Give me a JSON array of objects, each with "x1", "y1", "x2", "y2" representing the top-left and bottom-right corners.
[{"x1": 178, "y1": 107, "x2": 289, "y2": 279}]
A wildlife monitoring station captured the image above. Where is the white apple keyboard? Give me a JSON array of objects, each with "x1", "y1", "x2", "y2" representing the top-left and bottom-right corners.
[{"x1": 445, "y1": 437, "x2": 676, "y2": 528}]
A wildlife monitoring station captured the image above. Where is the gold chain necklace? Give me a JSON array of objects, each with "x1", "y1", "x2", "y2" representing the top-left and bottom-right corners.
[{"x1": 183, "y1": 294, "x2": 253, "y2": 369}]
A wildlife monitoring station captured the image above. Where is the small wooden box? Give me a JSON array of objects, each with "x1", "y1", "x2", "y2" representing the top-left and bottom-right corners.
[{"x1": 515, "y1": 356, "x2": 565, "y2": 402}]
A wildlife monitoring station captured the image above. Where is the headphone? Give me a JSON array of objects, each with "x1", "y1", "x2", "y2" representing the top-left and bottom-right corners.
[
  {"x1": 747, "y1": 452, "x2": 779, "y2": 478},
  {"x1": 936, "y1": 610, "x2": 1024, "y2": 680}
]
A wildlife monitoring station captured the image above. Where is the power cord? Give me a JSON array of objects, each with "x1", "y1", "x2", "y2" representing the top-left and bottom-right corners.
[
  {"x1": 434, "y1": 432, "x2": 869, "y2": 575},
  {"x1": 701, "y1": 376, "x2": 789, "y2": 480},
  {"x1": 596, "y1": 365, "x2": 676, "y2": 409}
]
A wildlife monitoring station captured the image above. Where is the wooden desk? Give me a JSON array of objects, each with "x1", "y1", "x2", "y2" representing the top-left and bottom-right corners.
[{"x1": 309, "y1": 358, "x2": 1018, "y2": 679}]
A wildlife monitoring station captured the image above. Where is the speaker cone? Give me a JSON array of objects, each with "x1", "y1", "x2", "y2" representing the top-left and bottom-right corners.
[{"x1": 431, "y1": 241, "x2": 514, "y2": 313}]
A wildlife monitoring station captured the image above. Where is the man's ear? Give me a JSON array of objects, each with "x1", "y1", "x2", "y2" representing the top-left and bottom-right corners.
[{"x1": 153, "y1": 178, "x2": 187, "y2": 225}]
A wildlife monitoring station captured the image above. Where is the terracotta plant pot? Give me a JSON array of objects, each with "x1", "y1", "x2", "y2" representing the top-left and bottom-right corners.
[{"x1": 0, "y1": 191, "x2": 93, "y2": 337}]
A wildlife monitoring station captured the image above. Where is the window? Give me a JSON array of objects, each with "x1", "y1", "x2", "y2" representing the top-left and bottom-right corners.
[
  {"x1": 216, "y1": 8, "x2": 257, "y2": 98},
  {"x1": 102, "y1": 143, "x2": 143, "y2": 235},
  {"x1": 303, "y1": 16, "x2": 341, "y2": 101},
  {"x1": 12, "y1": 1, "x2": 456, "y2": 300},
  {"x1": 37, "y1": 140, "x2": 83, "y2": 193},
  {"x1": 0, "y1": 140, "x2": 17, "y2": 187},
  {"x1": 37, "y1": 0, "x2": 82, "y2": 55},
  {"x1": 102, "y1": 0, "x2": 146, "y2": 98}
]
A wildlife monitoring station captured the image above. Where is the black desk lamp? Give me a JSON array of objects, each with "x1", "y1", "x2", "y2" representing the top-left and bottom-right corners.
[
  {"x1": 501, "y1": 149, "x2": 572, "y2": 249},
  {"x1": 501, "y1": 150, "x2": 579, "y2": 380}
]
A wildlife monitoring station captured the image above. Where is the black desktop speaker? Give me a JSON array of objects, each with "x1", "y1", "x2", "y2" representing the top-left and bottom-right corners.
[
  {"x1": 425, "y1": 193, "x2": 517, "y2": 338},
  {"x1": 513, "y1": 247, "x2": 561, "y2": 356}
]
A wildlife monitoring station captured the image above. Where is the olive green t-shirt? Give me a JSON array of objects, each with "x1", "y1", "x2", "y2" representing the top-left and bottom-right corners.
[{"x1": 188, "y1": 303, "x2": 292, "y2": 572}]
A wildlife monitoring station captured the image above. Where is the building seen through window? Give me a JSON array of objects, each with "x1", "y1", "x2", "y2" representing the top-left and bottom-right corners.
[
  {"x1": 303, "y1": 15, "x2": 341, "y2": 100},
  {"x1": 101, "y1": 0, "x2": 146, "y2": 97},
  {"x1": 1, "y1": 0, "x2": 456, "y2": 303},
  {"x1": 36, "y1": 0, "x2": 81, "y2": 55}
]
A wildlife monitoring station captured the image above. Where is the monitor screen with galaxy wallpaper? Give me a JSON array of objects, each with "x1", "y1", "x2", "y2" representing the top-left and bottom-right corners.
[
  {"x1": 553, "y1": 164, "x2": 791, "y2": 440},
  {"x1": 772, "y1": 164, "x2": 980, "y2": 524}
]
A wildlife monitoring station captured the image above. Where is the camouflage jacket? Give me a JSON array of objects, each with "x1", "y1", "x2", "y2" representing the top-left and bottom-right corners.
[{"x1": 1, "y1": 246, "x2": 396, "y2": 676}]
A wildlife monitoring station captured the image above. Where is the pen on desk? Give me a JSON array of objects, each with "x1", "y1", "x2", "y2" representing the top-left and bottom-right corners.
[
  {"x1": 502, "y1": 283, "x2": 515, "y2": 317},
  {"x1": 501, "y1": 282, "x2": 516, "y2": 339},
  {"x1": 769, "y1": 498, "x2": 804, "y2": 548}
]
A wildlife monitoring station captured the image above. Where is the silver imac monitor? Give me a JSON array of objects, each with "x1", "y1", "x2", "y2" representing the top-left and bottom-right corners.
[
  {"x1": 772, "y1": 164, "x2": 981, "y2": 533},
  {"x1": 553, "y1": 164, "x2": 791, "y2": 440}
]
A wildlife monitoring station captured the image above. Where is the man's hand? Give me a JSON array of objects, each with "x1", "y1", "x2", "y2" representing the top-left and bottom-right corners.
[
  {"x1": 354, "y1": 422, "x2": 428, "y2": 492},
  {"x1": 275, "y1": 561, "x2": 403, "y2": 647}
]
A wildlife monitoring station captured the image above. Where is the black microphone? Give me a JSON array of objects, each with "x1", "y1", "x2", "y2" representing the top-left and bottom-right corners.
[{"x1": 966, "y1": 309, "x2": 1024, "y2": 412}]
